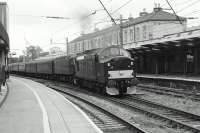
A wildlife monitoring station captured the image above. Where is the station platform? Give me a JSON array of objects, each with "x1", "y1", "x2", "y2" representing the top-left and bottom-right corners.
[
  {"x1": 137, "y1": 74, "x2": 200, "y2": 82},
  {"x1": 137, "y1": 74, "x2": 200, "y2": 90},
  {"x1": 0, "y1": 76, "x2": 102, "y2": 133}
]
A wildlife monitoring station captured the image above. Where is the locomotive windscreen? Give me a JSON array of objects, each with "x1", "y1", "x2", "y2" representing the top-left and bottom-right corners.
[{"x1": 99, "y1": 47, "x2": 131, "y2": 63}]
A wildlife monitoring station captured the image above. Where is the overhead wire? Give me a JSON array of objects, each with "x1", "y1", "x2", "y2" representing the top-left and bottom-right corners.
[
  {"x1": 111, "y1": 0, "x2": 134, "y2": 14},
  {"x1": 18, "y1": 0, "x2": 200, "y2": 48},
  {"x1": 176, "y1": 0, "x2": 200, "y2": 13},
  {"x1": 67, "y1": 0, "x2": 200, "y2": 43},
  {"x1": 50, "y1": 0, "x2": 135, "y2": 42},
  {"x1": 97, "y1": 0, "x2": 135, "y2": 23}
]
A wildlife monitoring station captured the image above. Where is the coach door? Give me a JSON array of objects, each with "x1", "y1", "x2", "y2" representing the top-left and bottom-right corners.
[{"x1": 186, "y1": 48, "x2": 194, "y2": 74}]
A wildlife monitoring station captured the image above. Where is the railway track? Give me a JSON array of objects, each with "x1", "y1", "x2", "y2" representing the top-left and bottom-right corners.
[
  {"x1": 48, "y1": 85, "x2": 198, "y2": 132},
  {"x1": 120, "y1": 96, "x2": 200, "y2": 132},
  {"x1": 19, "y1": 76, "x2": 200, "y2": 133},
  {"x1": 51, "y1": 86, "x2": 149, "y2": 133},
  {"x1": 138, "y1": 84, "x2": 200, "y2": 101},
  {"x1": 61, "y1": 92, "x2": 131, "y2": 133}
]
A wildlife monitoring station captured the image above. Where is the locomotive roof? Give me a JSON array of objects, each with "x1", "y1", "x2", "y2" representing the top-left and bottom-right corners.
[
  {"x1": 76, "y1": 45, "x2": 123, "y2": 57},
  {"x1": 83, "y1": 48, "x2": 102, "y2": 55},
  {"x1": 25, "y1": 58, "x2": 55, "y2": 64}
]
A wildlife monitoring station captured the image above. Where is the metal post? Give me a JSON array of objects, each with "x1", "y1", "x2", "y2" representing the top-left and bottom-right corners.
[
  {"x1": 120, "y1": 15, "x2": 123, "y2": 47},
  {"x1": 66, "y1": 37, "x2": 68, "y2": 55}
]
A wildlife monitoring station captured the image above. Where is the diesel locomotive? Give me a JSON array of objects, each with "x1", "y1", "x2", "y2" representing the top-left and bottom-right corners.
[{"x1": 9, "y1": 46, "x2": 138, "y2": 95}]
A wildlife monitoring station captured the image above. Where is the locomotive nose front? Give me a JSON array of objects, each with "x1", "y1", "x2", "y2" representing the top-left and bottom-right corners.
[
  {"x1": 105, "y1": 56, "x2": 138, "y2": 95},
  {"x1": 106, "y1": 57, "x2": 134, "y2": 78}
]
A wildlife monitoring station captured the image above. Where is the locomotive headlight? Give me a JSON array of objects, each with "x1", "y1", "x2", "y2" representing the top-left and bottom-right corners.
[
  {"x1": 131, "y1": 61, "x2": 134, "y2": 65},
  {"x1": 107, "y1": 62, "x2": 111, "y2": 67}
]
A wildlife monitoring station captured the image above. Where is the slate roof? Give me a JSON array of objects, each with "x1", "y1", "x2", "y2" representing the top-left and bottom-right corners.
[
  {"x1": 69, "y1": 25, "x2": 120, "y2": 44},
  {"x1": 123, "y1": 9, "x2": 186, "y2": 27},
  {"x1": 69, "y1": 8, "x2": 186, "y2": 44}
]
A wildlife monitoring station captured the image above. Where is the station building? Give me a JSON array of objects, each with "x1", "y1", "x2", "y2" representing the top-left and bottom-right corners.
[
  {"x1": 68, "y1": 6, "x2": 186, "y2": 55},
  {"x1": 0, "y1": 2, "x2": 9, "y2": 88},
  {"x1": 129, "y1": 28, "x2": 200, "y2": 75},
  {"x1": 68, "y1": 6, "x2": 200, "y2": 76}
]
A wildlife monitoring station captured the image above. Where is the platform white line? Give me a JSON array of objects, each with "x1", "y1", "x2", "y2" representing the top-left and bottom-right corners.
[
  {"x1": 14, "y1": 78, "x2": 51, "y2": 133},
  {"x1": 52, "y1": 89, "x2": 103, "y2": 133}
]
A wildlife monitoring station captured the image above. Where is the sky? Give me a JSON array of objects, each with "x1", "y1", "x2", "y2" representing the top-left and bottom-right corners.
[{"x1": 1, "y1": 0, "x2": 200, "y2": 56}]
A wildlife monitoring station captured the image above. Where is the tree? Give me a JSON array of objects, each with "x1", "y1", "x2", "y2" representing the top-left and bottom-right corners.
[{"x1": 25, "y1": 45, "x2": 43, "y2": 61}]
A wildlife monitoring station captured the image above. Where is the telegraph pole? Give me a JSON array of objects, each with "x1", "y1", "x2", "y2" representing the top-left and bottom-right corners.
[
  {"x1": 66, "y1": 37, "x2": 68, "y2": 55},
  {"x1": 120, "y1": 15, "x2": 123, "y2": 47}
]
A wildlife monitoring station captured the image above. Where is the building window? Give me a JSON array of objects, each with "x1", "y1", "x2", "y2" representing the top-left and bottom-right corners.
[
  {"x1": 124, "y1": 30, "x2": 128, "y2": 43},
  {"x1": 113, "y1": 33, "x2": 117, "y2": 44},
  {"x1": 90, "y1": 40, "x2": 93, "y2": 49},
  {"x1": 118, "y1": 32, "x2": 120, "y2": 44},
  {"x1": 110, "y1": 34, "x2": 112, "y2": 45},
  {"x1": 136, "y1": 27, "x2": 140, "y2": 41},
  {"x1": 130, "y1": 29, "x2": 133, "y2": 42},
  {"x1": 143, "y1": 25, "x2": 147, "y2": 40},
  {"x1": 149, "y1": 33, "x2": 153, "y2": 40}
]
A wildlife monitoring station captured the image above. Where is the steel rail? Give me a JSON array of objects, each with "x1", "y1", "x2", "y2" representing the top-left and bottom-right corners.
[
  {"x1": 106, "y1": 96, "x2": 200, "y2": 133},
  {"x1": 138, "y1": 84, "x2": 200, "y2": 101},
  {"x1": 50, "y1": 85, "x2": 150, "y2": 133}
]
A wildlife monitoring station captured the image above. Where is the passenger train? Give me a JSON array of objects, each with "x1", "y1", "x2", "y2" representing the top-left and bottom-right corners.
[{"x1": 9, "y1": 46, "x2": 138, "y2": 95}]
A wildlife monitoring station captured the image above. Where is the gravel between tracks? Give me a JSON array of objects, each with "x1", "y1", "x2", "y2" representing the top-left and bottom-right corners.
[
  {"x1": 62, "y1": 93, "x2": 133, "y2": 133},
  {"x1": 136, "y1": 87, "x2": 200, "y2": 116},
  {"x1": 19, "y1": 76, "x2": 194, "y2": 133},
  {"x1": 50, "y1": 84, "x2": 190, "y2": 133}
]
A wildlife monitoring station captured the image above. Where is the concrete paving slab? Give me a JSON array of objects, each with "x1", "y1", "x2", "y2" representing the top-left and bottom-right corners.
[
  {"x1": 0, "y1": 83, "x2": 8, "y2": 108},
  {"x1": 0, "y1": 78, "x2": 43, "y2": 133},
  {"x1": 4, "y1": 76, "x2": 102, "y2": 133}
]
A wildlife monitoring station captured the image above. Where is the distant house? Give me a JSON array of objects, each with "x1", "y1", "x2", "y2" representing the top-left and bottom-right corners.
[
  {"x1": 49, "y1": 47, "x2": 64, "y2": 55},
  {"x1": 39, "y1": 52, "x2": 49, "y2": 57}
]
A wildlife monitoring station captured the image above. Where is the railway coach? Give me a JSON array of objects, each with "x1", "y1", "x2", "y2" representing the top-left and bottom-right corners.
[
  {"x1": 53, "y1": 55, "x2": 75, "y2": 82},
  {"x1": 36, "y1": 58, "x2": 54, "y2": 79},
  {"x1": 25, "y1": 61, "x2": 37, "y2": 76},
  {"x1": 9, "y1": 46, "x2": 138, "y2": 96}
]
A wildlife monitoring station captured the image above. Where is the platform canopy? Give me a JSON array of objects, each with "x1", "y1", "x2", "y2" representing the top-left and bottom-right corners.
[
  {"x1": 0, "y1": 22, "x2": 9, "y2": 51},
  {"x1": 127, "y1": 29, "x2": 200, "y2": 55}
]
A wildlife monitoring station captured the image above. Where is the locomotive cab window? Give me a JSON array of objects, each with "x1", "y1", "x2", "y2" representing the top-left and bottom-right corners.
[{"x1": 99, "y1": 47, "x2": 131, "y2": 63}]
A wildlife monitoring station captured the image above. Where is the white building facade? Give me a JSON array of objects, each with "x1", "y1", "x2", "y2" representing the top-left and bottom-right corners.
[{"x1": 68, "y1": 7, "x2": 186, "y2": 55}]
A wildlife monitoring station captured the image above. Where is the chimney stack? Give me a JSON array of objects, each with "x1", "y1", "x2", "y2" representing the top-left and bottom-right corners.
[
  {"x1": 139, "y1": 8, "x2": 148, "y2": 17},
  {"x1": 153, "y1": 3, "x2": 162, "y2": 12}
]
